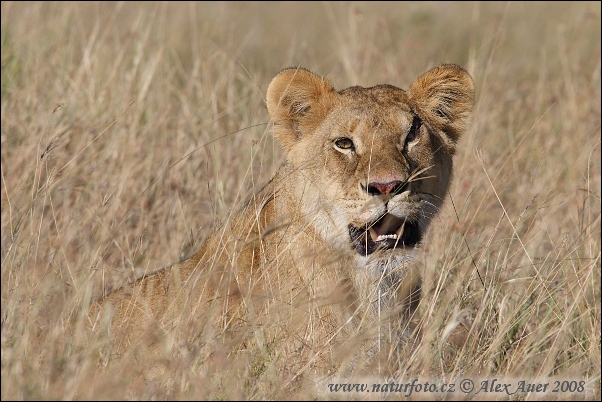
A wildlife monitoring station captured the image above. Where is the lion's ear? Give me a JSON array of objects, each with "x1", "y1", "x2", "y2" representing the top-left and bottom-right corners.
[
  {"x1": 407, "y1": 64, "x2": 474, "y2": 144},
  {"x1": 266, "y1": 67, "x2": 336, "y2": 152}
]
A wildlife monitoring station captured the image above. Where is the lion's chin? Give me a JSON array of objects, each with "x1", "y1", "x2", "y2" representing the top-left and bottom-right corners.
[{"x1": 348, "y1": 213, "x2": 422, "y2": 257}]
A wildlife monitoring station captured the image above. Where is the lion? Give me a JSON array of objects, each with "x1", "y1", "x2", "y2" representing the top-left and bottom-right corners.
[{"x1": 89, "y1": 64, "x2": 474, "y2": 376}]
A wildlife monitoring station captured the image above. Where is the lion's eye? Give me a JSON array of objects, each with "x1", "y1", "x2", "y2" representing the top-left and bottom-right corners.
[
  {"x1": 334, "y1": 137, "x2": 355, "y2": 151},
  {"x1": 406, "y1": 115, "x2": 422, "y2": 144}
]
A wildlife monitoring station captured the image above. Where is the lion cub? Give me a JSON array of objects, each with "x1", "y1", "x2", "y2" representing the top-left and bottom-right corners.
[{"x1": 91, "y1": 64, "x2": 474, "y2": 374}]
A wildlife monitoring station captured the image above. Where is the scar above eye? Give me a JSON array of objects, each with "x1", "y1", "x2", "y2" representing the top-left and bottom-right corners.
[{"x1": 348, "y1": 120, "x2": 359, "y2": 133}]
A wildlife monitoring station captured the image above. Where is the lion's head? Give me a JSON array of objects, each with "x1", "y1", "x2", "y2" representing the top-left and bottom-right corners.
[{"x1": 266, "y1": 65, "x2": 474, "y2": 266}]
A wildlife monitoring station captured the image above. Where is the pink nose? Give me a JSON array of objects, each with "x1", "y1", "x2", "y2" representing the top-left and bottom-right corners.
[{"x1": 367, "y1": 180, "x2": 404, "y2": 195}]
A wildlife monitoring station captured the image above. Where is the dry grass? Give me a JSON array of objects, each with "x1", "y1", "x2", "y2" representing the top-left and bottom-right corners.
[{"x1": 1, "y1": 1, "x2": 600, "y2": 400}]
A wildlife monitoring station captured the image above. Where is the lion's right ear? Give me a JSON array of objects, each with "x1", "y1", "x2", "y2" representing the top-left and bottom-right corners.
[{"x1": 266, "y1": 68, "x2": 336, "y2": 152}]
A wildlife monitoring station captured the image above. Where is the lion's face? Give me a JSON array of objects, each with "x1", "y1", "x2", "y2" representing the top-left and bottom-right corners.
[{"x1": 266, "y1": 66, "x2": 474, "y2": 262}]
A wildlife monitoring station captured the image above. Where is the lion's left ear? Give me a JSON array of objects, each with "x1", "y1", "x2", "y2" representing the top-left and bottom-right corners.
[
  {"x1": 266, "y1": 67, "x2": 336, "y2": 153},
  {"x1": 407, "y1": 64, "x2": 475, "y2": 144}
]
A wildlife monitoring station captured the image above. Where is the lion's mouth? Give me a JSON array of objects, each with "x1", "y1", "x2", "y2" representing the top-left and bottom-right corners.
[{"x1": 348, "y1": 214, "x2": 422, "y2": 256}]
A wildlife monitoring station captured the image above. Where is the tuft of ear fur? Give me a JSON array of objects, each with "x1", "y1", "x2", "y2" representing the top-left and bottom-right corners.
[
  {"x1": 407, "y1": 64, "x2": 475, "y2": 144},
  {"x1": 266, "y1": 67, "x2": 336, "y2": 152}
]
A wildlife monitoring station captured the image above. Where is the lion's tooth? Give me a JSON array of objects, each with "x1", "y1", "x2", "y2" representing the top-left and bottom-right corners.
[{"x1": 376, "y1": 234, "x2": 398, "y2": 241}]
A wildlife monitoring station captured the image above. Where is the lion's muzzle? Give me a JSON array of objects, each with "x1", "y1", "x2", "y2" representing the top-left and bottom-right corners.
[{"x1": 348, "y1": 213, "x2": 422, "y2": 256}]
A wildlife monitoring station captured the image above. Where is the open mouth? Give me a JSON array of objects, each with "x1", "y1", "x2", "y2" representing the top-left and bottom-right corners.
[{"x1": 348, "y1": 214, "x2": 422, "y2": 256}]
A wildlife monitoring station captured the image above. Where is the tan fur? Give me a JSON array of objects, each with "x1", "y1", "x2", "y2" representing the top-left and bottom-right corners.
[{"x1": 89, "y1": 64, "x2": 474, "y2": 374}]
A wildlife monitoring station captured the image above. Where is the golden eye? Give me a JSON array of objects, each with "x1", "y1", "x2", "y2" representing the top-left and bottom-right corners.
[
  {"x1": 334, "y1": 137, "x2": 355, "y2": 151},
  {"x1": 406, "y1": 115, "x2": 422, "y2": 144}
]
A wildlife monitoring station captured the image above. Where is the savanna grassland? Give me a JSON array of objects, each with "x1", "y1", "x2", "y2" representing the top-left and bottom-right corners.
[{"x1": 1, "y1": 1, "x2": 600, "y2": 400}]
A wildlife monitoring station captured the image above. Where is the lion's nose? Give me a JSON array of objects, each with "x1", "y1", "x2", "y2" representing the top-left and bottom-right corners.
[{"x1": 366, "y1": 180, "x2": 405, "y2": 196}]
